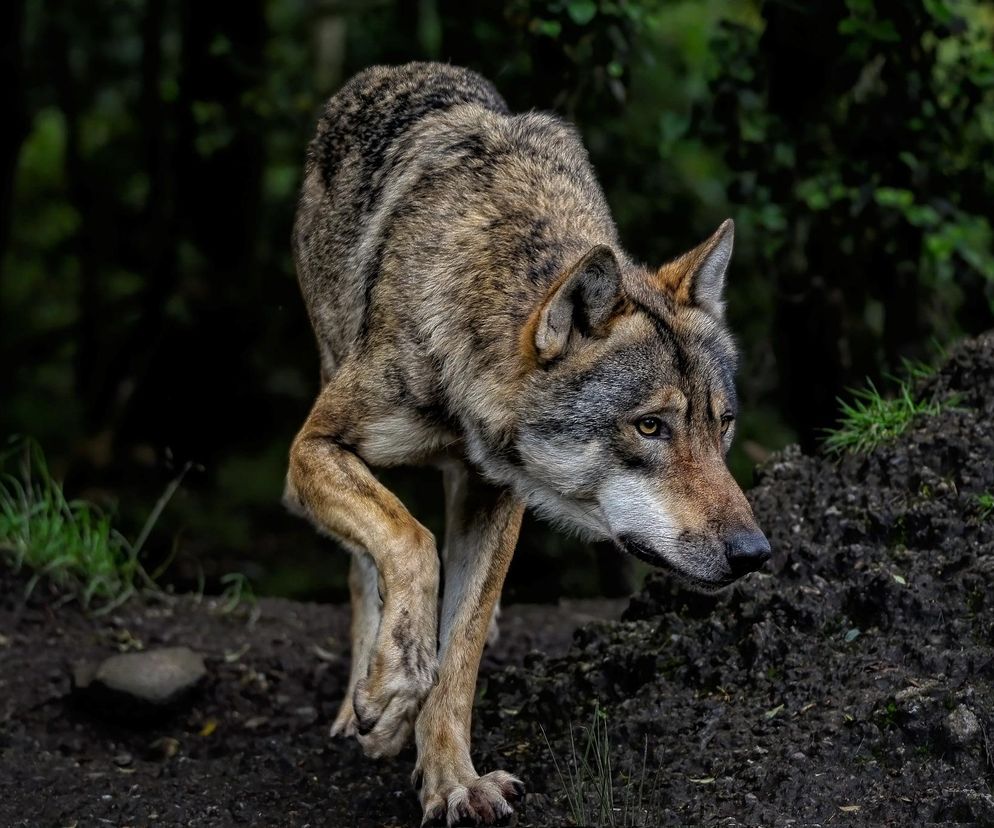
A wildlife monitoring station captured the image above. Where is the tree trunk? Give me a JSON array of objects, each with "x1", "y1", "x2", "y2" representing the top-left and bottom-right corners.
[{"x1": 0, "y1": 0, "x2": 28, "y2": 285}]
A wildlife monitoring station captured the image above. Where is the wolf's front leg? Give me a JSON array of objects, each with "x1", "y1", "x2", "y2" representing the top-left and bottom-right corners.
[
  {"x1": 287, "y1": 378, "x2": 440, "y2": 758},
  {"x1": 415, "y1": 464, "x2": 525, "y2": 827},
  {"x1": 330, "y1": 551, "x2": 381, "y2": 738}
]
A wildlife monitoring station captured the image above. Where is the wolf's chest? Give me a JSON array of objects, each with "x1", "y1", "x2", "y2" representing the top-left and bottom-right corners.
[{"x1": 357, "y1": 410, "x2": 462, "y2": 468}]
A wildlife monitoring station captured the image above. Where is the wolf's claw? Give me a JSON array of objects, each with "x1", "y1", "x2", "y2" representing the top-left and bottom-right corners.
[
  {"x1": 420, "y1": 770, "x2": 523, "y2": 827},
  {"x1": 329, "y1": 696, "x2": 358, "y2": 738}
]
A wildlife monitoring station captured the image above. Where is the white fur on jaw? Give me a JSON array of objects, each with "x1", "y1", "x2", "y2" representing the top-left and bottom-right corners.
[
  {"x1": 597, "y1": 471, "x2": 728, "y2": 585},
  {"x1": 508, "y1": 433, "x2": 614, "y2": 538},
  {"x1": 522, "y1": 481, "x2": 609, "y2": 539},
  {"x1": 516, "y1": 434, "x2": 603, "y2": 496},
  {"x1": 598, "y1": 471, "x2": 680, "y2": 548}
]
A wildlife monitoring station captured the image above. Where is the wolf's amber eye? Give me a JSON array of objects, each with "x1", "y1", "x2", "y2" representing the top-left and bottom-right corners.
[
  {"x1": 637, "y1": 416, "x2": 669, "y2": 439},
  {"x1": 720, "y1": 413, "x2": 735, "y2": 436}
]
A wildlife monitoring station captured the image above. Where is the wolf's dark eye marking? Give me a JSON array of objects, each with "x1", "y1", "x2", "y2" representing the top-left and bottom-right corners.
[
  {"x1": 720, "y1": 412, "x2": 735, "y2": 436},
  {"x1": 637, "y1": 416, "x2": 670, "y2": 439}
]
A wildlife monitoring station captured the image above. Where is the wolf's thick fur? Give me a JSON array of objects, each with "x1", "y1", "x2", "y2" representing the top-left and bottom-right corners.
[{"x1": 286, "y1": 62, "x2": 768, "y2": 826}]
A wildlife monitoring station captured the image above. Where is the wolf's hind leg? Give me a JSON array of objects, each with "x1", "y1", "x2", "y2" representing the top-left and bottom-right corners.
[
  {"x1": 287, "y1": 374, "x2": 439, "y2": 758},
  {"x1": 485, "y1": 599, "x2": 500, "y2": 648},
  {"x1": 330, "y1": 551, "x2": 381, "y2": 738},
  {"x1": 415, "y1": 462, "x2": 525, "y2": 827}
]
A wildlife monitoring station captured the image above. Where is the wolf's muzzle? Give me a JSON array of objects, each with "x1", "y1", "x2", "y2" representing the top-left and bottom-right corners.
[{"x1": 724, "y1": 530, "x2": 771, "y2": 577}]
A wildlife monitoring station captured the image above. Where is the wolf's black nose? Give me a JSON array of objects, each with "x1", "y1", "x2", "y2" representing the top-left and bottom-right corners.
[{"x1": 725, "y1": 530, "x2": 771, "y2": 577}]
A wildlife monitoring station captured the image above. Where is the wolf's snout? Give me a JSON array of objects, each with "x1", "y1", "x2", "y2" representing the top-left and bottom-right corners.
[{"x1": 724, "y1": 530, "x2": 771, "y2": 577}]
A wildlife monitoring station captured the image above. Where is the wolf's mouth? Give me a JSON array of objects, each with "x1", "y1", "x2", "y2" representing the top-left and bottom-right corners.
[
  {"x1": 621, "y1": 538, "x2": 667, "y2": 566},
  {"x1": 619, "y1": 537, "x2": 736, "y2": 593}
]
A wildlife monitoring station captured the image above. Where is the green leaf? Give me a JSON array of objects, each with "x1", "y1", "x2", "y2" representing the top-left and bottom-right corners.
[
  {"x1": 567, "y1": 0, "x2": 597, "y2": 26},
  {"x1": 923, "y1": 0, "x2": 954, "y2": 25},
  {"x1": 844, "y1": 628, "x2": 861, "y2": 642},
  {"x1": 898, "y1": 151, "x2": 919, "y2": 170},
  {"x1": 874, "y1": 187, "x2": 914, "y2": 209},
  {"x1": 532, "y1": 18, "x2": 562, "y2": 38},
  {"x1": 904, "y1": 204, "x2": 940, "y2": 228}
]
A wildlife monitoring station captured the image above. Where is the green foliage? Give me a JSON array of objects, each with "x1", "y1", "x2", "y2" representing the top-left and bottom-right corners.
[
  {"x1": 217, "y1": 571, "x2": 257, "y2": 613},
  {"x1": 711, "y1": 1, "x2": 994, "y2": 299},
  {"x1": 4, "y1": 0, "x2": 992, "y2": 597},
  {"x1": 0, "y1": 439, "x2": 176, "y2": 612},
  {"x1": 823, "y1": 378, "x2": 953, "y2": 454},
  {"x1": 544, "y1": 705, "x2": 659, "y2": 827},
  {"x1": 878, "y1": 699, "x2": 900, "y2": 730},
  {"x1": 0, "y1": 437, "x2": 258, "y2": 611},
  {"x1": 975, "y1": 492, "x2": 994, "y2": 521},
  {"x1": 701, "y1": 0, "x2": 994, "y2": 443}
]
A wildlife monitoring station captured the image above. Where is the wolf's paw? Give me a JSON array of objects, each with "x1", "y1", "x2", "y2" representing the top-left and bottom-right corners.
[
  {"x1": 419, "y1": 770, "x2": 524, "y2": 827},
  {"x1": 353, "y1": 653, "x2": 437, "y2": 758},
  {"x1": 329, "y1": 694, "x2": 358, "y2": 738}
]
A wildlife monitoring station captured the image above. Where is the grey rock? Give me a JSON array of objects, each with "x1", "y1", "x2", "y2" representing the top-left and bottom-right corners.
[
  {"x1": 73, "y1": 646, "x2": 206, "y2": 721},
  {"x1": 945, "y1": 705, "x2": 981, "y2": 748}
]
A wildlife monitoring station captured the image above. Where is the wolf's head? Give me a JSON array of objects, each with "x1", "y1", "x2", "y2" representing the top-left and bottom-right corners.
[{"x1": 514, "y1": 220, "x2": 769, "y2": 592}]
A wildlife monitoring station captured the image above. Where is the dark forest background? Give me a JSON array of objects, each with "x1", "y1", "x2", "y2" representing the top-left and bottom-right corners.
[{"x1": 3, "y1": 0, "x2": 993, "y2": 601}]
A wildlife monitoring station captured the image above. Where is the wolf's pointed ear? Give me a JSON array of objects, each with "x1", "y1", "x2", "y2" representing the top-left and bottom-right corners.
[
  {"x1": 533, "y1": 245, "x2": 621, "y2": 364},
  {"x1": 656, "y1": 219, "x2": 734, "y2": 318}
]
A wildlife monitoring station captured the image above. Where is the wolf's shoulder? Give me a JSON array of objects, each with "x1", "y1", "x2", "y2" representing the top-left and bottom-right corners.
[{"x1": 307, "y1": 62, "x2": 510, "y2": 180}]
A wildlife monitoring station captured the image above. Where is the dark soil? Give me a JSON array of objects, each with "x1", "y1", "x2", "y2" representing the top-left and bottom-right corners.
[{"x1": 3, "y1": 333, "x2": 994, "y2": 827}]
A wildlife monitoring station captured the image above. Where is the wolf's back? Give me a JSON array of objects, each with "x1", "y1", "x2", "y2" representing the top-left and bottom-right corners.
[
  {"x1": 293, "y1": 62, "x2": 615, "y2": 381},
  {"x1": 307, "y1": 63, "x2": 508, "y2": 190},
  {"x1": 292, "y1": 63, "x2": 511, "y2": 370}
]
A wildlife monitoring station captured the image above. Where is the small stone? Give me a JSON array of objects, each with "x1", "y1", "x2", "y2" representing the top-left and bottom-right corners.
[
  {"x1": 790, "y1": 751, "x2": 807, "y2": 762},
  {"x1": 945, "y1": 705, "x2": 981, "y2": 747},
  {"x1": 293, "y1": 705, "x2": 318, "y2": 726},
  {"x1": 73, "y1": 646, "x2": 206, "y2": 722},
  {"x1": 146, "y1": 736, "x2": 180, "y2": 761},
  {"x1": 112, "y1": 752, "x2": 133, "y2": 767}
]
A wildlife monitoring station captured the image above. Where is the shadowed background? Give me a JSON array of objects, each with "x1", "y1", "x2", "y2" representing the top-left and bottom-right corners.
[{"x1": 2, "y1": 0, "x2": 993, "y2": 601}]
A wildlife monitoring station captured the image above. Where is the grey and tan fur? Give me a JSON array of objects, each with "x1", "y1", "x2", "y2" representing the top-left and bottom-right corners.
[{"x1": 285, "y1": 62, "x2": 770, "y2": 826}]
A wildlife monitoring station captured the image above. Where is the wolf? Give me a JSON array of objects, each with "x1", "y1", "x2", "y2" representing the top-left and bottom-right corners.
[{"x1": 285, "y1": 62, "x2": 770, "y2": 826}]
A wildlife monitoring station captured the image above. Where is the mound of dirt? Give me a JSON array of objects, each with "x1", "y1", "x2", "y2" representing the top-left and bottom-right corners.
[
  {"x1": 1, "y1": 333, "x2": 992, "y2": 827},
  {"x1": 481, "y1": 332, "x2": 994, "y2": 824}
]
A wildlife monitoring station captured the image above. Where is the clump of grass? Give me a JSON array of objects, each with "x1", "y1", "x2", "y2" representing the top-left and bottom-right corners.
[
  {"x1": 823, "y1": 363, "x2": 961, "y2": 455},
  {"x1": 543, "y1": 704, "x2": 660, "y2": 828},
  {"x1": 217, "y1": 571, "x2": 257, "y2": 614},
  {"x1": 976, "y1": 492, "x2": 994, "y2": 521},
  {"x1": 0, "y1": 438, "x2": 183, "y2": 613}
]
